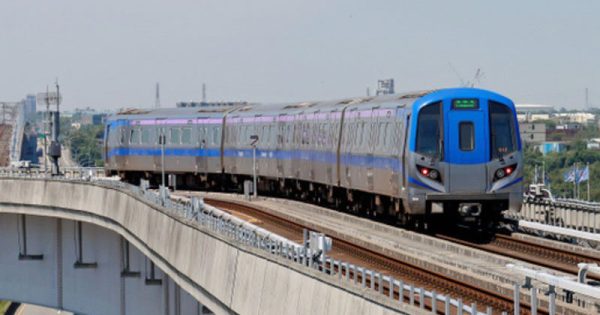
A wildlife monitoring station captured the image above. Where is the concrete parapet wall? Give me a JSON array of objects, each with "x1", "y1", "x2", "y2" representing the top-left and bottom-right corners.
[{"x1": 0, "y1": 178, "x2": 422, "y2": 315}]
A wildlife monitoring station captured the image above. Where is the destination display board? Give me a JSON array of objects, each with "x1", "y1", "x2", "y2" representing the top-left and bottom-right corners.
[{"x1": 452, "y1": 99, "x2": 479, "y2": 110}]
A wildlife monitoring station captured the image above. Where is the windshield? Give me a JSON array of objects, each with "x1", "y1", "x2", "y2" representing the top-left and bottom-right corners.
[
  {"x1": 416, "y1": 102, "x2": 442, "y2": 158},
  {"x1": 489, "y1": 101, "x2": 516, "y2": 158}
]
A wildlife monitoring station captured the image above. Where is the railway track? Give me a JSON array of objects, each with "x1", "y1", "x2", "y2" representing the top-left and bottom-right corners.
[
  {"x1": 437, "y1": 233, "x2": 600, "y2": 282},
  {"x1": 203, "y1": 197, "x2": 544, "y2": 315}
]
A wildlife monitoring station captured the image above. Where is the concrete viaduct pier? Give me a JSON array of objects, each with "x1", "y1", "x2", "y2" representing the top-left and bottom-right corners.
[{"x1": 0, "y1": 177, "x2": 421, "y2": 315}]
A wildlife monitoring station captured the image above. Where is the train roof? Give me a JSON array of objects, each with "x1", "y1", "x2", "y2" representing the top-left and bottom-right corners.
[{"x1": 107, "y1": 90, "x2": 435, "y2": 121}]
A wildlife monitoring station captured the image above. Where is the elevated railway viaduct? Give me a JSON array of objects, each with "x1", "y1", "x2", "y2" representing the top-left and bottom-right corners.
[{"x1": 0, "y1": 177, "x2": 421, "y2": 315}]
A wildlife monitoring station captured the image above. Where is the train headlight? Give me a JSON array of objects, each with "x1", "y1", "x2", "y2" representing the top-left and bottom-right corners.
[
  {"x1": 417, "y1": 165, "x2": 442, "y2": 182},
  {"x1": 494, "y1": 164, "x2": 517, "y2": 181},
  {"x1": 495, "y1": 168, "x2": 506, "y2": 179},
  {"x1": 429, "y1": 169, "x2": 439, "y2": 180}
]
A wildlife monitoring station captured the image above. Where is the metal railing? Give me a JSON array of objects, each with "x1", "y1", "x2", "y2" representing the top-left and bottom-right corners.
[{"x1": 508, "y1": 199, "x2": 600, "y2": 234}]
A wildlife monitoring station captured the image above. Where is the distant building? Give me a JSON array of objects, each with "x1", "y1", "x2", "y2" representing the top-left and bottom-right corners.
[
  {"x1": 555, "y1": 123, "x2": 582, "y2": 131},
  {"x1": 68, "y1": 107, "x2": 107, "y2": 126},
  {"x1": 176, "y1": 101, "x2": 248, "y2": 108},
  {"x1": 23, "y1": 95, "x2": 36, "y2": 122},
  {"x1": 555, "y1": 112, "x2": 595, "y2": 125},
  {"x1": 519, "y1": 122, "x2": 546, "y2": 144},
  {"x1": 376, "y1": 79, "x2": 395, "y2": 95},
  {"x1": 515, "y1": 104, "x2": 555, "y2": 114},
  {"x1": 80, "y1": 114, "x2": 105, "y2": 126},
  {"x1": 588, "y1": 139, "x2": 600, "y2": 150},
  {"x1": 517, "y1": 113, "x2": 551, "y2": 122},
  {"x1": 538, "y1": 142, "x2": 567, "y2": 155}
]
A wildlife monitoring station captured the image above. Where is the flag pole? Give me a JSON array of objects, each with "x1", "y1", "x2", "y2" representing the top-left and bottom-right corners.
[
  {"x1": 571, "y1": 163, "x2": 577, "y2": 199},
  {"x1": 542, "y1": 161, "x2": 546, "y2": 185},
  {"x1": 587, "y1": 162, "x2": 590, "y2": 201},
  {"x1": 576, "y1": 163, "x2": 579, "y2": 199}
]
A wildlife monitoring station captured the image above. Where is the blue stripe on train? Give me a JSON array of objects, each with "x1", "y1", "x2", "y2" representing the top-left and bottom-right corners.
[
  {"x1": 498, "y1": 176, "x2": 523, "y2": 190},
  {"x1": 408, "y1": 176, "x2": 442, "y2": 192},
  {"x1": 107, "y1": 147, "x2": 402, "y2": 172}
]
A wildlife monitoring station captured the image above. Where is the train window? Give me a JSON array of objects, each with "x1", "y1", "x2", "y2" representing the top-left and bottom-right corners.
[
  {"x1": 362, "y1": 122, "x2": 370, "y2": 148},
  {"x1": 489, "y1": 101, "x2": 516, "y2": 157},
  {"x1": 213, "y1": 126, "x2": 220, "y2": 145},
  {"x1": 259, "y1": 126, "x2": 263, "y2": 145},
  {"x1": 381, "y1": 123, "x2": 388, "y2": 147},
  {"x1": 353, "y1": 123, "x2": 359, "y2": 148},
  {"x1": 415, "y1": 102, "x2": 442, "y2": 158},
  {"x1": 129, "y1": 128, "x2": 140, "y2": 144},
  {"x1": 459, "y1": 122, "x2": 475, "y2": 151},
  {"x1": 316, "y1": 124, "x2": 320, "y2": 147},
  {"x1": 312, "y1": 123, "x2": 317, "y2": 147},
  {"x1": 301, "y1": 123, "x2": 308, "y2": 146},
  {"x1": 289, "y1": 124, "x2": 295, "y2": 145},
  {"x1": 141, "y1": 128, "x2": 151, "y2": 144},
  {"x1": 371, "y1": 122, "x2": 378, "y2": 148},
  {"x1": 356, "y1": 122, "x2": 362, "y2": 146},
  {"x1": 120, "y1": 128, "x2": 126, "y2": 145},
  {"x1": 181, "y1": 128, "x2": 192, "y2": 144},
  {"x1": 354, "y1": 123, "x2": 360, "y2": 147},
  {"x1": 170, "y1": 128, "x2": 181, "y2": 144},
  {"x1": 315, "y1": 123, "x2": 321, "y2": 147}
]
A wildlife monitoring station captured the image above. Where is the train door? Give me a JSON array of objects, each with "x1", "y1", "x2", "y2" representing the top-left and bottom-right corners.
[
  {"x1": 276, "y1": 114, "x2": 286, "y2": 178},
  {"x1": 104, "y1": 124, "x2": 110, "y2": 163},
  {"x1": 196, "y1": 123, "x2": 208, "y2": 174},
  {"x1": 445, "y1": 99, "x2": 488, "y2": 193},
  {"x1": 154, "y1": 120, "x2": 165, "y2": 173}
]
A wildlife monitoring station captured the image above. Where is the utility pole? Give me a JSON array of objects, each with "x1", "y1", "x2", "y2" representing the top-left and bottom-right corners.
[
  {"x1": 202, "y1": 83, "x2": 206, "y2": 103},
  {"x1": 49, "y1": 80, "x2": 62, "y2": 176}
]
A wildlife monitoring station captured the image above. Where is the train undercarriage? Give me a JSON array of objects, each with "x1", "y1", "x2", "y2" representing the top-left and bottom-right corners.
[{"x1": 115, "y1": 170, "x2": 507, "y2": 235}]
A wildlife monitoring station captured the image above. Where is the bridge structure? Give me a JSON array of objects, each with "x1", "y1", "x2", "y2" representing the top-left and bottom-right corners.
[{"x1": 0, "y1": 173, "x2": 423, "y2": 315}]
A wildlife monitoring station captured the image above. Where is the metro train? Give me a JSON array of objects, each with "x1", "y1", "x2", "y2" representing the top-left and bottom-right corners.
[{"x1": 104, "y1": 88, "x2": 523, "y2": 230}]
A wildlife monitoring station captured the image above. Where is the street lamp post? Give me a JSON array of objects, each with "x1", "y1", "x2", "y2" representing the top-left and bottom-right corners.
[{"x1": 250, "y1": 135, "x2": 259, "y2": 198}]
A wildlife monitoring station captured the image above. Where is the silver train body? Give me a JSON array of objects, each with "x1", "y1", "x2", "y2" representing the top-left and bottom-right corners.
[{"x1": 105, "y1": 88, "x2": 523, "y2": 226}]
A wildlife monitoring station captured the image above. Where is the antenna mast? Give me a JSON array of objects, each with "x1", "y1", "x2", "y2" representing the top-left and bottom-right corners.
[
  {"x1": 155, "y1": 82, "x2": 161, "y2": 108},
  {"x1": 585, "y1": 88, "x2": 589, "y2": 108}
]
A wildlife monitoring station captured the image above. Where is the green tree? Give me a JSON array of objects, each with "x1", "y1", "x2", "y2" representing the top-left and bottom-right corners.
[{"x1": 67, "y1": 124, "x2": 105, "y2": 167}]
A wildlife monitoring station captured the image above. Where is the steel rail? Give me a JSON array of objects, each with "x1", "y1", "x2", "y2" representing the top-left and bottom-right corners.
[{"x1": 204, "y1": 198, "x2": 543, "y2": 315}]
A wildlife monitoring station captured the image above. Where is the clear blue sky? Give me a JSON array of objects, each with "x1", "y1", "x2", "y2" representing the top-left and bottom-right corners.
[{"x1": 1, "y1": 1, "x2": 598, "y2": 110}]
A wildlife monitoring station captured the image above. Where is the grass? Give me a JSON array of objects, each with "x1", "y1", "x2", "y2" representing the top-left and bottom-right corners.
[{"x1": 0, "y1": 301, "x2": 9, "y2": 314}]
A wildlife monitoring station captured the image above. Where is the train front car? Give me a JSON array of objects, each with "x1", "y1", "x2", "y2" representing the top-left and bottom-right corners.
[{"x1": 405, "y1": 88, "x2": 522, "y2": 231}]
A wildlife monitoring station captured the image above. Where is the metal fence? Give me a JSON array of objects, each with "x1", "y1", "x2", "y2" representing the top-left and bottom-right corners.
[{"x1": 508, "y1": 198, "x2": 600, "y2": 233}]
